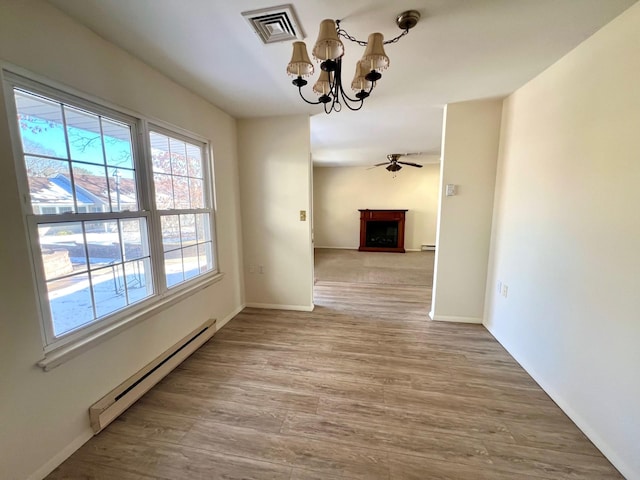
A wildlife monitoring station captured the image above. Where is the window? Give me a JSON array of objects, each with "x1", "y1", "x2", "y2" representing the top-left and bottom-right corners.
[
  {"x1": 149, "y1": 131, "x2": 215, "y2": 288},
  {"x1": 5, "y1": 73, "x2": 217, "y2": 350}
]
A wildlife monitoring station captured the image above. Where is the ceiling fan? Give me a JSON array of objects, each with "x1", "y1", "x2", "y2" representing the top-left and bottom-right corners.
[{"x1": 371, "y1": 153, "x2": 424, "y2": 172}]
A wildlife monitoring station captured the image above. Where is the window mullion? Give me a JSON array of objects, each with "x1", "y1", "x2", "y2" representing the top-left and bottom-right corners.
[
  {"x1": 59, "y1": 105, "x2": 79, "y2": 214},
  {"x1": 98, "y1": 116, "x2": 115, "y2": 212},
  {"x1": 136, "y1": 120, "x2": 167, "y2": 295}
]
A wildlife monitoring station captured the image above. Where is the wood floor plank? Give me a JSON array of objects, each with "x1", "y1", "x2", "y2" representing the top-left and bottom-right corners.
[
  {"x1": 316, "y1": 396, "x2": 516, "y2": 443},
  {"x1": 47, "y1": 460, "x2": 157, "y2": 480},
  {"x1": 388, "y1": 452, "x2": 532, "y2": 480},
  {"x1": 136, "y1": 389, "x2": 288, "y2": 433},
  {"x1": 281, "y1": 411, "x2": 493, "y2": 469},
  {"x1": 45, "y1": 249, "x2": 622, "y2": 479},
  {"x1": 181, "y1": 420, "x2": 390, "y2": 480},
  {"x1": 59, "y1": 431, "x2": 292, "y2": 480},
  {"x1": 483, "y1": 440, "x2": 622, "y2": 479},
  {"x1": 175, "y1": 359, "x2": 386, "y2": 404}
]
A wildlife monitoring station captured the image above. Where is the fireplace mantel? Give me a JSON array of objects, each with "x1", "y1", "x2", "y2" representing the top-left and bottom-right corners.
[{"x1": 358, "y1": 209, "x2": 407, "y2": 253}]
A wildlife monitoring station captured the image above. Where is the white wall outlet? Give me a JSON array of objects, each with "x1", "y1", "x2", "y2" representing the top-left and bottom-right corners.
[
  {"x1": 501, "y1": 284, "x2": 509, "y2": 298},
  {"x1": 497, "y1": 280, "x2": 502, "y2": 293}
]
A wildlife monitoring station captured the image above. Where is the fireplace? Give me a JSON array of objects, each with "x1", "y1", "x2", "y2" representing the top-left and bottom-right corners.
[{"x1": 358, "y1": 209, "x2": 407, "y2": 253}]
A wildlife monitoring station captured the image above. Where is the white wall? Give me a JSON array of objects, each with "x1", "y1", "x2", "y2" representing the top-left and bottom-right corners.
[
  {"x1": 0, "y1": 1, "x2": 244, "y2": 479},
  {"x1": 313, "y1": 164, "x2": 440, "y2": 250},
  {"x1": 238, "y1": 116, "x2": 313, "y2": 311},
  {"x1": 484, "y1": 3, "x2": 640, "y2": 478},
  {"x1": 431, "y1": 99, "x2": 502, "y2": 323}
]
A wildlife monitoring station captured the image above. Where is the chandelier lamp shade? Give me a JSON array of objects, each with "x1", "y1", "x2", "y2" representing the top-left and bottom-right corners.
[{"x1": 287, "y1": 10, "x2": 420, "y2": 114}]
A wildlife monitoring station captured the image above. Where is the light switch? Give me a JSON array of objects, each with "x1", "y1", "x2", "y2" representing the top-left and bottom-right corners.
[
  {"x1": 445, "y1": 184, "x2": 457, "y2": 196},
  {"x1": 300, "y1": 210, "x2": 307, "y2": 221}
]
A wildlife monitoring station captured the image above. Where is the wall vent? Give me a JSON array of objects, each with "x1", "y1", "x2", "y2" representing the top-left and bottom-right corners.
[{"x1": 242, "y1": 4, "x2": 305, "y2": 44}]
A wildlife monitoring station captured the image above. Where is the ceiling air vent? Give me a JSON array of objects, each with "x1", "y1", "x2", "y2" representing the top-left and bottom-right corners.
[{"x1": 241, "y1": 4, "x2": 305, "y2": 44}]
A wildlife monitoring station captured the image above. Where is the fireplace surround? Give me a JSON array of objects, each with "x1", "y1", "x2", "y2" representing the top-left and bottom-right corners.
[{"x1": 358, "y1": 209, "x2": 407, "y2": 253}]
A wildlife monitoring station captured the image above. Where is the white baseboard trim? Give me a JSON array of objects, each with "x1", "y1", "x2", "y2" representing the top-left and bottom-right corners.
[
  {"x1": 430, "y1": 314, "x2": 483, "y2": 324},
  {"x1": 28, "y1": 429, "x2": 93, "y2": 480},
  {"x1": 485, "y1": 325, "x2": 635, "y2": 479},
  {"x1": 314, "y1": 246, "x2": 357, "y2": 250},
  {"x1": 216, "y1": 303, "x2": 245, "y2": 331},
  {"x1": 245, "y1": 303, "x2": 315, "y2": 312}
]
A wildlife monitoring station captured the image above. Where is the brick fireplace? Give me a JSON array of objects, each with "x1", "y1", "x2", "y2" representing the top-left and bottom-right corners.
[{"x1": 358, "y1": 209, "x2": 407, "y2": 253}]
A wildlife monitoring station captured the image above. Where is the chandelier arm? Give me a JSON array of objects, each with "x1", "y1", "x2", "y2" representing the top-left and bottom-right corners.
[{"x1": 297, "y1": 87, "x2": 323, "y2": 105}]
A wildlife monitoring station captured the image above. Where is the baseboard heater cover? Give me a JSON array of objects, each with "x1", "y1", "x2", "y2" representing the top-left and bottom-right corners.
[{"x1": 89, "y1": 318, "x2": 216, "y2": 434}]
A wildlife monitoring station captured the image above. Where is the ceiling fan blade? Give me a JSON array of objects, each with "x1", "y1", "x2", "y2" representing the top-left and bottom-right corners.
[
  {"x1": 367, "y1": 163, "x2": 387, "y2": 170},
  {"x1": 397, "y1": 161, "x2": 423, "y2": 168}
]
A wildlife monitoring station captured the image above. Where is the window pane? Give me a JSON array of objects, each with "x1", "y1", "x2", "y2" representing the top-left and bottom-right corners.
[
  {"x1": 169, "y1": 138, "x2": 188, "y2": 176},
  {"x1": 38, "y1": 222, "x2": 87, "y2": 276},
  {"x1": 195, "y1": 213, "x2": 210, "y2": 243},
  {"x1": 26, "y1": 156, "x2": 73, "y2": 213},
  {"x1": 85, "y1": 220, "x2": 121, "y2": 268},
  {"x1": 179, "y1": 214, "x2": 196, "y2": 246},
  {"x1": 92, "y1": 264, "x2": 127, "y2": 318},
  {"x1": 108, "y1": 167, "x2": 137, "y2": 212},
  {"x1": 172, "y1": 175, "x2": 189, "y2": 209},
  {"x1": 154, "y1": 173, "x2": 174, "y2": 209},
  {"x1": 183, "y1": 245, "x2": 199, "y2": 280},
  {"x1": 198, "y1": 242, "x2": 213, "y2": 273},
  {"x1": 164, "y1": 250, "x2": 183, "y2": 287},
  {"x1": 64, "y1": 106, "x2": 104, "y2": 164},
  {"x1": 14, "y1": 90, "x2": 68, "y2": 159},
  {"x1": 189, "y1": 178, "x2": 204, "y2": 209},
  {"x1": 150, "y1": 132, "x2": 170, "y2": 173},
  {"x1": 186, "y1": 144, "x2": 203, "y2": 178},
  {"x1": 72, "y1": 162, "x2": 106, "y2": 212},
  {"x1": 121, "y1": 218, "x2": 148, "y2": 260},
  {"x1": 102, "y1": 118, "x2": 133, "y2": 169},
  {"x1": 125, "y1": 258, "x2": 153, "y2": 304},
  {"x1": 161, "y1": 215, "x2": 181, "y2": 251},
  {"x1": 48, "y1": 272, "x2": 94, "y2": 336}
]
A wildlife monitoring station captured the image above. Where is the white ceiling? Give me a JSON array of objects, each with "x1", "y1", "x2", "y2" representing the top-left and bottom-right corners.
[{"x1": 48, "y1": 0, "x2": 637, "y2": 167}]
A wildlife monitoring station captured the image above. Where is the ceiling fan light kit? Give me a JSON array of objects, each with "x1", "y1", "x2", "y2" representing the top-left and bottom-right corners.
[{"x1": 287, "y1": 10, "x2": 420, "y2": 114}]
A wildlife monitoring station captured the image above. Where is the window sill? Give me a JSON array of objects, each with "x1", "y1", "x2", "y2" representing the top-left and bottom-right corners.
[{"x1": 37, "y1": 272, "x2": 225, "y2": 371}]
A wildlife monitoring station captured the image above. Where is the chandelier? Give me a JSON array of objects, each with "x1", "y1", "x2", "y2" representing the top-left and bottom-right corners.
[{"x1": 286, "y1": 10, "x2": 420, "y2": 114}]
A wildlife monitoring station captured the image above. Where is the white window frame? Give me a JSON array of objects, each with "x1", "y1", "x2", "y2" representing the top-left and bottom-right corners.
[{"x1": 2, "y1": 68, "x2": 221, "y2": 368}]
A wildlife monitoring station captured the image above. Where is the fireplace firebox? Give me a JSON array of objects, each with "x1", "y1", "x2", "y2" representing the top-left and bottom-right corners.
[{"x1": 358, "y1": 209, "x2": 407, "y2": 253}]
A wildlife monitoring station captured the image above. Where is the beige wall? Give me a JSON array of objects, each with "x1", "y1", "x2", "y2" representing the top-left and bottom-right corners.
[
  {"x1": 484, "y1": 3, "x2": 640, "y2": 478},
  {"x1": 313, "y1": 164, "x2": 440, "y2": 250},
  {"x1": 0, "y1": 1, "x2": 244, "y2": 479},
  {"x1": 238, "y1": 116, "x2": 313, "y2": 310},
  {"x1": 431, "y1": 99, "x2": 502, "y2": 323}
]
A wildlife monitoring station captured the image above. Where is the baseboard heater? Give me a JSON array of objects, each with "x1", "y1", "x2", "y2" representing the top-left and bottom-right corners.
[{"x1": 89, "y1": 318, "x2": 217, "y2": 434}]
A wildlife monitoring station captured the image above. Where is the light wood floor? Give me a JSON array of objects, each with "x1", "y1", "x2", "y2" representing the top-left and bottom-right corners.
[{"x1": 48, "y1": 250, "x2": 622, "y2": 479}]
